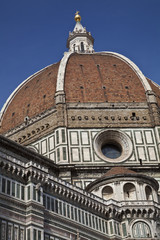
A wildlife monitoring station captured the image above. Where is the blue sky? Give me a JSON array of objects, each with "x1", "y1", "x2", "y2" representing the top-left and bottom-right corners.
[{"x1": 0, "y1": 0, "x2": 160, "y2": 110}]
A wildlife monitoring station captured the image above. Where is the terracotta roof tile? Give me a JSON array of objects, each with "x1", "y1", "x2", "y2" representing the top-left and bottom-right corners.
[
  {"x1": 1, "y1": 53, "x2": 159, "y2": 134},
  {"x1": 103, "y1": 167, "x2": 137, "y2": 177},
  {"x1": 1, "y1": 62, "x2": 59, "y2": 133},
  {"x1": 65, "y1": 54, "x2": 147, "y2": 103}
]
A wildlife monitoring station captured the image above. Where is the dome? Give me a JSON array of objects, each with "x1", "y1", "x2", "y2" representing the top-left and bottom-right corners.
[
  {"x1": 1, "y1": 52, "x2": 160, "y2": 135},
  {"x1": 0, "y1": 63, "x2": 60, "y2": 133},
  {"x1": 64, "y1": 53, "x2": 147, "y2": 103},
  {"x1": 0, "y1": 13, "x2": 160, "y2": 140},
  {"x1": 1, "y1": 12, "x2": 160, "y2": 240},
  {"x1": 85, "y1": 167, "x2": 159, "y2": 193}
]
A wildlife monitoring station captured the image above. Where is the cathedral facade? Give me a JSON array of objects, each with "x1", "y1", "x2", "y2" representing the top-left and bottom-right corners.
[{"x1": 0, "y1": 12, "x2": 160, "y2": 239}]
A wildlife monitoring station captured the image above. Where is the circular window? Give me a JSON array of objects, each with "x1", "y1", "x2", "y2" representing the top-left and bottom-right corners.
[
  {"x1": 94, "y1": 130, "x2": 133, "y2": 163},
  {"x1": 101, "y1": 143, "x2": 122, "y2": 159}
]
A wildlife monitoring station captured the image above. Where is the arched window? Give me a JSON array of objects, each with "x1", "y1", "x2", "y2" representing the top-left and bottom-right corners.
[
  {"x1": 132, "y1": 221, "x2": 151, "y2": 238},
  {"x1": 81, "y1": 42, "x2": 85, "y2": 52},
  {"x1": 73, "y1": 44, "x2": 76, "y2": 52},
  {"x1": 145, "y1": 186, "x2": 153, "y2": 200},
  {"x1": 123, "y1": 183, "x2": 136, "y2": 200},
  {"x1": 102, "y1": 186, "x2": 113, "y2": 200}
]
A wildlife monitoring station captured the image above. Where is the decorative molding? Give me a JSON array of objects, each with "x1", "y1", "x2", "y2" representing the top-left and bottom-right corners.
[
  {"x1": 70, "y1": 114, "x2": 148, "y2": 122},
  {"x1": 4, "y1": 107, "x2": 56, "y2": 137},
  {"x1": 56, "y1": 52, "x2": 74, "y2": 92},
  {"x1": 0, "y1": 150, "x2": 160, "y2": 224},
  {"x1": 14, "y1": 123, "x2": 50, "y2": 144}
]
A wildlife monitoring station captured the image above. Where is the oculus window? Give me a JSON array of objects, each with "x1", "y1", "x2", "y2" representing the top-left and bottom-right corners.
[
  {"x1": 101, "y1": 143, "x2": 121, "y2": 159},
  {"x1": 94, "y1": 130, "x2": 133, "y2": 163}
]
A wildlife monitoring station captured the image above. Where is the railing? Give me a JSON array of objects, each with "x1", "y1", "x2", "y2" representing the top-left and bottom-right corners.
[{"x1": 43, "y1": 193, "x2": 121, "y2": 238}]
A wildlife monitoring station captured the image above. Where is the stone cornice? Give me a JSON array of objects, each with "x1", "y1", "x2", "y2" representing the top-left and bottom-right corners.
[
  {"x1": 1, "y1": 154, "x2": 160, "y2": 220},
  {"x1": 0, "y1": 135, "x2": 159, "y2": 221},
  {"x1": 0, "y1": 135, "x2": 58, "y2": 170},
  {"x1": 86, "y1": 173, "x2": 159, "y2": 192},
  {"x1": 66, "y1": 102, "x2": 149, "y2": 109},
  {"x1": 3, "y1": 107, "x2": 56, "y2": 138}
]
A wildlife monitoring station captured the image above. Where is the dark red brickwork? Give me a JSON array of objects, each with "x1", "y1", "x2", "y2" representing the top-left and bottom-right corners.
[
  {"x1": 1, "y1": 53, "x2": 160, "y2": 134},
  {"x1": 65, "y1": 54, "x2": 147, "y2": 103},
  {"x1": 1, "y1": 63, "x2": 59, "y2": 133}
]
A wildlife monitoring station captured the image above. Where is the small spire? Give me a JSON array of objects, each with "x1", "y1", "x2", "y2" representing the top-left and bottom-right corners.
[
  {"x1": 67, "y1": 12, "x2": 94, "y2": 53},
  {"x1": 74, "y1": 11, "x2": 81, "y2": 22}
]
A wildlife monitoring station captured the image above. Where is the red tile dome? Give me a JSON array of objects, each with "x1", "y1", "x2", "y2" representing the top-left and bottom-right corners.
[
  {"x1": 0, "y1": 52, "x2": 160, "y2": 134},
  {"x1": 65, "y1": 53, "x2": 147, "y2": 103},
  {"x1": 0, "y1": 63, "x2": 59, "y2": 133}
]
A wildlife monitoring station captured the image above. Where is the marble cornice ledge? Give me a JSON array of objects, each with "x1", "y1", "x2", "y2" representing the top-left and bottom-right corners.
[
  {"x1": 0, "y1": 157, "x2": 120, "y2": 218},
  {"x1": 66, "y1": 102, "x2": 149, "y2": 109},
  {"x1": 1, "y1": 158, "x2": 160, "y2": 220},
  {"x1": 120, "y1": 203, "x2": 160, "y2": 219},
  {"x1": 40, "y1": 173, "x2": 122, "y2": 219},
  {"x1": 0, "y1": 135, "x2": 59, "y2": 169},
  {"x1": 3, "y1": 107, "x2": 56, "y2": 138}
]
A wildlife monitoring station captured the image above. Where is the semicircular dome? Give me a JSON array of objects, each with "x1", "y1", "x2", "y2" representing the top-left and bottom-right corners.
[{"x1": 1, "y1": 52, "x2": 160, "y2": 134}]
